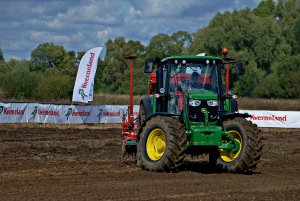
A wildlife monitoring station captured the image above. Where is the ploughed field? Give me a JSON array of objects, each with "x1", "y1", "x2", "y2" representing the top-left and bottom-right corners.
[{"x1": 0, "y1": 124, "x2": 299, "y2": 201}]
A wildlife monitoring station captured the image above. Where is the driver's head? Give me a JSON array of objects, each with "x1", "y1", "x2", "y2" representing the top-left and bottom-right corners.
[{"x1": 191, "y1": 72, "x2": 199, "y2": 81}]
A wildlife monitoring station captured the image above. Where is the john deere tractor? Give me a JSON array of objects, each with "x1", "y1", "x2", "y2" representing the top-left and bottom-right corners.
[{"x1": 122, "y1": 49, "x2": 263, "y2": 173}]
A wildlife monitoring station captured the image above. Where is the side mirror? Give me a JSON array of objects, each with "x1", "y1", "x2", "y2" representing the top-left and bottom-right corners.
[
  {"x1": 235, "y1": 63, "x2": 245, "y2": 75},
  {"x1": 144, "y1": 61, "x2": 153, "y2": 73}
]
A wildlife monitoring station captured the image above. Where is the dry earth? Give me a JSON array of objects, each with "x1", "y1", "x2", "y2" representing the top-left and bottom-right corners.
[{"x1": 0, "y1": 124, "x2": 299, "y2": 201}]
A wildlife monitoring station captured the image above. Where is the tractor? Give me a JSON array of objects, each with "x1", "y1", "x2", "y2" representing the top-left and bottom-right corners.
[{"x1": 122, "y1": 48, "x2": 263, "y2": 173}]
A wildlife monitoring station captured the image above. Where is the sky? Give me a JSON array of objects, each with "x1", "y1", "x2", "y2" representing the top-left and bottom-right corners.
[{"x1": 0, "y1": 0, "x2": 261, "y2": 61}]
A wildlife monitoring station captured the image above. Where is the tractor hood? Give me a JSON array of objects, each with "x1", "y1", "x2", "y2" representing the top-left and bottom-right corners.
[{"x1": 187, "y1": 89, "x2": 218, "y2": 100}]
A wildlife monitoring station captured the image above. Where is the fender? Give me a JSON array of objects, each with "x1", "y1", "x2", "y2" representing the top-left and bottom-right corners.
[
  {"x1": 221, "y1": 112, "x2": 251, "y2": 121},
  {"x1": 137, "y1": 112, "x2": 180, "y2": 139},
  {"x1": 229, "y1": 98, "x2": 238, "y2": 113},
  {"x1": 140, "y1": 96, "x2": 153, "y2": 119}
]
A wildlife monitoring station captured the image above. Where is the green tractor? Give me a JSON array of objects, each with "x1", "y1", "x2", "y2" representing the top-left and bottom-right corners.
[{"x1": 134, "y1": 49, "x2": 263, "y2": 173}]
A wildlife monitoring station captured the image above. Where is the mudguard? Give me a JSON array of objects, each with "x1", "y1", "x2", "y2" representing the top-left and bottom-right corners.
[
  {"x1": 222, "y1": 112, "x2": 251, "y2": 121},
  {"x1": 137, "y1": 112, "x2": 180, "y2": 138},
  {"x1": 230, "y1": 98, "x2": 238, "y2": 113},
  {"x1": 140, "y1": 97, "x2": 153, "y2": 119}
]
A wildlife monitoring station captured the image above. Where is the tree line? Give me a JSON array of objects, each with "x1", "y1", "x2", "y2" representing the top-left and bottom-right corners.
[{"x1": 0, "y1": 0, "x2": 299, "y2": 101}]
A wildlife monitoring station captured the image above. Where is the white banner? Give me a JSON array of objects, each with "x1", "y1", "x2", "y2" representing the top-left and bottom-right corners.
[
  {"x1": 240, "y1": 110, "x2": 300, "y2": 128},
  {"x1": 72, "y1": 47, "x2": 102, "y2": 103},
  {"x1": 0, "y1": 102, "x2": 139, "y2": 124},
  {"x1": 0, "y1": 102, "x2": 299, "y2": 128}
]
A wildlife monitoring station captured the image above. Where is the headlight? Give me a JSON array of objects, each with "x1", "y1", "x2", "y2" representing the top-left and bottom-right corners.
[
  {"x1": 189, "y1": 99, "x2": 201, "y2": 107},
  {"x1": 207, "y1": 100, "x2": 218, "y2": 107}
]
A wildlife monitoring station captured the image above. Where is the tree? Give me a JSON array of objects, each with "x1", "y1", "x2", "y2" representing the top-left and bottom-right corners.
[
  {"x1": 146, "y1": 34, "x2": 172, "y2": 60},
  {"x1": 233, "y1": 58, "x2": 265, "y2": 97},
  {"x1": 145, "y1": 31, "x2": 192, "y2": 61},
  {"x1": 189, "y1": 8, "x2": 287, "y2": 97},
  {"x1": 0, "y1": 59, "x2": 38, "y2": 99},
  {"x1": 169, "y1": 31, "x2": 192, "y2": 55},
  {"x1": 274, "y1": 0, "x2": 300, "y2": 54},
  {"x1": 68, "y1": 50, "x2": 89, "y2": 67},
  {"x1": 295, "y1": 17, "x2": 300, "y2": 53},
  {"x1": 252, "y1": 55, "x2": 300, "y2": 98},
  {"x1": 30, "y1": 43, "x2": 75, "y2": 72},
  {"x1": 32, "y1": 69, "x2": 74, "y2": 100},
  {"x1": 274, "y1": 0, "x2": 284, "y2": 20},
  {"x1": 253, "y1": 0, "x2": 275, "y2": 17},
  {"x1": 0, "y1": 48, "x2": 4, "y2": 62},
  {"x1": 96, "y1": 37, "x2": 147, "y2": 95}
]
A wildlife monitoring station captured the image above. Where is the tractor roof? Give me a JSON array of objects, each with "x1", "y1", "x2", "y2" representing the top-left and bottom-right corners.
[{"x1": 161, "y1": 55, "x2": 223, "y2": 62}]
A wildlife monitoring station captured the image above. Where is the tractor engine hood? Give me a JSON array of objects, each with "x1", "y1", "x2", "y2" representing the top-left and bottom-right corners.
[{"x1": 187, "y1": 89, "x2": 218, "y2": 100}]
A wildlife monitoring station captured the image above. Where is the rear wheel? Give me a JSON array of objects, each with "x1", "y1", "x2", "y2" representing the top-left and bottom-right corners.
[
  {"x1": 137, "y1": 116, "x2": 187, "y2": 172},
  {"x1": 139, "y1": 104, "x2": 146, "y2": 126},
  {"x1": 212, "y1": 117, "x2": 263, "y2": 173}
]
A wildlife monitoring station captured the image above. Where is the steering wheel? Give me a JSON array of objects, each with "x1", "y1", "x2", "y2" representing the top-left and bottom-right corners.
[{"x1": 180, "y1": 80, "x2": 191, "y2": 92}]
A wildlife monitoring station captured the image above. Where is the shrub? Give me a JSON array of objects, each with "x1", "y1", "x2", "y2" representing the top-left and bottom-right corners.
[
  {"x1": 0, "y1": 71, "x2": 39, "y2": 99},
  {"x1": 32, "y1": 73, "x2": 74, "y2": 101}
]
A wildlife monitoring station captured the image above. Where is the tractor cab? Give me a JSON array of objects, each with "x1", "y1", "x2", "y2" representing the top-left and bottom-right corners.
[
  {"x1": 144, "y1": 53, "x2": 244, "y2": 119},
  {"x1": 144, "y1": 56, "x2": 229, "y2": 118},
  {"x1": 159, "y1": 56, "x2": 222, "y2": 116}
]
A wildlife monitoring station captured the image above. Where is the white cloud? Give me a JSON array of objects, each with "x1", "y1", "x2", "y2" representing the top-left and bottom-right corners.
[
  {"x1": 129, "y1": 7, "x2": 142, "y2": 17},
  {"x1": 131, "y1": 0, "x2": 194, "y2": 18},
  {"x1": 56, "y1": 1, "x2": 122, "y2": 25},
  {"x1": 30, "y1": 31, "x2": 71, "y2": 43},
  {"x1": 47, "y1": 19, "x2": 64, "y2": 29},
  {"x1": 97, "y1": 28, "x2": 112, "y2": 38},
  {"x1": 0, "y1": 0, "x2": 260, "y2": 60},
  {"x1": 30, "y1": 31, "x2": 46, "y2": 41}
]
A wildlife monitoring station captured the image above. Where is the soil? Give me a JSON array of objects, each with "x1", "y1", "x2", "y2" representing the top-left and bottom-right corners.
[{"x1": 0, "y1": 124, "x2": 299, "y2": 201}]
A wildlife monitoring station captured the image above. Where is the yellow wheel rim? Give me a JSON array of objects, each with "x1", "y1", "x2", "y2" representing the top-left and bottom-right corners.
[
  {"x1": 146, "y1": 128, "x2": 166, "y2": 161},
  {"x1": 219, "y1": 130, "x2": 242, "y2": 162}
]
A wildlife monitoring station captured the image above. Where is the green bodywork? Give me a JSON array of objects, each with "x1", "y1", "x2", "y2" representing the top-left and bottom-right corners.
[
  {"x1": 161, "y1": 55, "x2": 222, "y2": 62},
  {"x1": 183, "y1": 90, "x2": 224, "y2": 147},
  {"x1": 143, "y1": 89, "x2": 236, "y2": 150},
  {"x1": 187, "y1": 123, "x2": 224, "y2": 146},
  {"x1": 224, "y1": 99, "x2": 233, "y2": 113},
  {"x1": 138, "y1": 56, "x2": 241, "y2": 153}
]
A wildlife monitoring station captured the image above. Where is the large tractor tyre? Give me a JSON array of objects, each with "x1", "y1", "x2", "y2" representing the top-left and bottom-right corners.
[
  {"x1": 136, "y1": 104, "x2": 145, "y2": 167},
  {"x1": 137, "y1": 116, "x2": 187, "y2": 172},
  {"x1": 230, "y1": 98, "x2": 238, "y2": 113},
  {"x1": 212, "y1": 117, "x2": 263, "y2": 173},
  {"x1": 139, "y1": 104, "x2": 146, "y2": 127}
]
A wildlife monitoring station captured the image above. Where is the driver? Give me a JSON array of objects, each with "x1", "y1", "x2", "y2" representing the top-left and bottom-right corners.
[{"x1": 191, "y1": 72, "x2": 201, "y2": 88}]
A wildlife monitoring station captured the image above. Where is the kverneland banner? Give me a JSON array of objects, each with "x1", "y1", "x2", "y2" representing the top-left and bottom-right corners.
[
  {"x1": 0, "y1": 103, "x2": 138, "y2": 124},
  {"x1": 240, "y1": 110, "x2": 300, "y2": 128},
  {"x1": 72, "y1": 47, "x2": 103, "y2": 103},
  {"x1": 0, "y1": 103, "x2": 299, "y2": 128}
]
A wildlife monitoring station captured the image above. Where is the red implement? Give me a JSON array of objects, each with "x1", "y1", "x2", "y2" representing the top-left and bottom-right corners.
[{"x1": 122, "y1": 55, "x2": 138, "y2": 156}]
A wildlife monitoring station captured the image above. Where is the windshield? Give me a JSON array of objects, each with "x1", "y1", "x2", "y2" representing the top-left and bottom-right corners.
[
  {"x1": 169, "y1": 62, "x2": 219, "y2": 93},
  {"x1": 167, "y1": 61, "x2": 220, "y2": 115}
]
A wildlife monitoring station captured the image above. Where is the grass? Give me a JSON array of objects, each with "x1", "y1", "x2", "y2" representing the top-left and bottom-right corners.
[
  {"x1": 237, "y1": 97, "x2": 300, "y2": 111},
  {"x1": 92, "y1": 94, "x2": 300, "y2": 111},
  {"x1": 93, "y1": 93, "x2": 144, "y2": 105},
  {"x1": 0, "y1": 91, "x2": 299, "y2": 111}
]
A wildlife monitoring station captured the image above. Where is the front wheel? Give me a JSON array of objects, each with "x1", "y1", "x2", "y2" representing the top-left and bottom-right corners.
[
  {"x1": 211, "y1": 117, "x2": 263, "y2": 173},
  {"x1": 137, "y1": 116, "x2": 187, "y2": 172}
]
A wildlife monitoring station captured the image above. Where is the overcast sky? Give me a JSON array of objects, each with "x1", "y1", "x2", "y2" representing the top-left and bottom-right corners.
[{"x1": 0, "y1": 0, "x2": 261, "y2": 61}]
